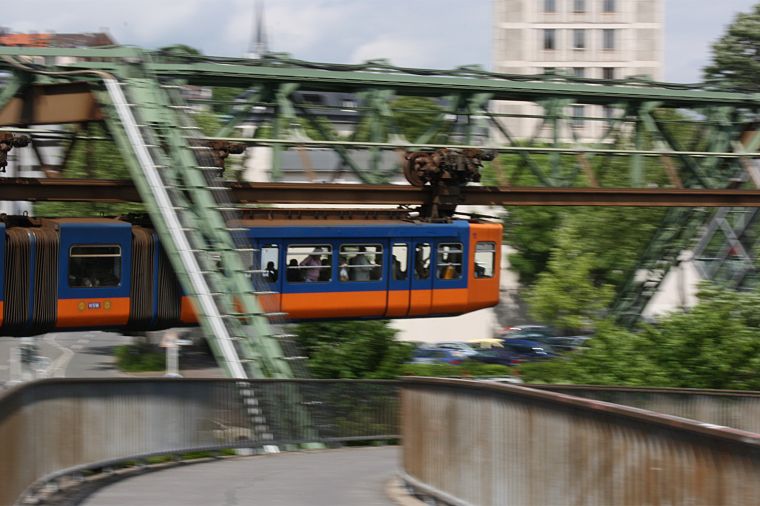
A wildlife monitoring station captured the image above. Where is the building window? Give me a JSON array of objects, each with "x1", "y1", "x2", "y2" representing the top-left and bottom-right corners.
[
  {"x1": 603, "y1": 29, "x2": 616, "y2": 50},
  {"x1": 437, "y1": 243, "x2": 464, "y2": 280},
  {"x1": 573, "y1": 0, "x2": 586, "y2": 13},
  {"x1": 573, "y1": 67, "x2": 585, "y2": 78},
  {"x1": 339, "y1": 244, "x2": 382, "y2": 282},
  {"x1": 543, "y1": 67, "x2": 556, "y2": 75},
  {"x1": 602, "y1": 67, "x2": 615, "y2": 80},
  {"x1": 572, "y1": 105, "x2": 585, "y2": 127},
  {"x1": 474, "y1": 242, "x2": 496, "y2": 278},
  {"x1": 543, "y1": 0, "x2": 556, "y2": 13},
  {"x1": 543, "y1": 29, "x2": 556, "y2": 50},
  {"x1": 286, "y1": 245, "x2": 332, "y2": 282},
  {"x1": 68, "y1": 245, "x2": 122, "y2": 288},
  {"x1": 603, "y1": 0, "x2": 616, "y2": 13},
  {"x1": 573, "y1": 29, "x2": 586, "y2": 50}
]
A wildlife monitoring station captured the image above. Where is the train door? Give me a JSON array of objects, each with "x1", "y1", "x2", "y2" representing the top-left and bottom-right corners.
[
  {"x1": 386, "y1": 242, "x2": 411, "y2": 317},
  {"x1": 431, "y1": 240, "x2": 469, "y2": 314},
  {"x1": 408, "y1": 241, "x2": 433, "y2": 316},
  {"x1": 255, "y1": 242, "x2": 282, "y2": 315}
]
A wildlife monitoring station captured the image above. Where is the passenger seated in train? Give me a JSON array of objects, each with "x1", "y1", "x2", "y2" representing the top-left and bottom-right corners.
[
  {"x1": 349, "y1": 246, "x2": 372, "y2": 281},
  {"x1": 265, "y1": 261, "x2": 278, "y2": 283},
  {"x1": 414, "y1": 245, "x2": 429, "y2": 279},
  {"x1": 318, "y1": 258, "x2": 331, "y2": 281},
  {"x1": 392, "y1": 255, "x2": 407, "y2": 280},
  {"x1": 300, "y1": 248, "x2": 323, "y2": 282},
  {"x1": 286, "y1": 258, "x2": 301, "y2": 282},
  {"x1": 339, "y1": 257, "x2": 349, "y2": 282}
]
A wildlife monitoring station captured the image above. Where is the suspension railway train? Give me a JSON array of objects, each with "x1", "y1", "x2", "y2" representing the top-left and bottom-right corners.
[{"x1": 0, "y1": 214, "x2": 502, "y2": 336}]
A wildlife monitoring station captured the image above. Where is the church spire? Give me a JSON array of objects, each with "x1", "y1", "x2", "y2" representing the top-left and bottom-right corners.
[{"x1": 247, "y1": 0, "x2": 268, "y2": 59}]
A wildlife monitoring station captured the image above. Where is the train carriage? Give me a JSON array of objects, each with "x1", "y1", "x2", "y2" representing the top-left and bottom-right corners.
[{"x1": 0, "y1": 215, "x2": 502, "y2": 336}]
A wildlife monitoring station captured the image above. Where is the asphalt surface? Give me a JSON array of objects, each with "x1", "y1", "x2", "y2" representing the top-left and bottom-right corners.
[
  {"x1": 79, "y1": 447, "x2": 400, "y2": 506},
  {"x1": 0, "y1": 330, "x2": 224, "y2": 389}
]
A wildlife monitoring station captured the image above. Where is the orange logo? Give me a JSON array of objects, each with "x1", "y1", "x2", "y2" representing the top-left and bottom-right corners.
[{"x1": 77, "y1": 302, "x2": 85, "y2": 312}]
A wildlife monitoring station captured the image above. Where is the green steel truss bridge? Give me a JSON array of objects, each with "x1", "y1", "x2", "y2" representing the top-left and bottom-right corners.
[{"x1": 1, "y1": 46, "x2": 760, "y2": 373}]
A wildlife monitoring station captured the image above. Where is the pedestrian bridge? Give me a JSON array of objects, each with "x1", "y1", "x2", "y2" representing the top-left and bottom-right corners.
[{"x1": 2, "y1": 378, "x2": 760, "y2": 505}]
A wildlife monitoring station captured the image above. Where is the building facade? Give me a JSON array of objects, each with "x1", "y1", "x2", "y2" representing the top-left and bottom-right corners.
[{"x1": 492, "y1": 0, "x2": 663, "y2": 140}]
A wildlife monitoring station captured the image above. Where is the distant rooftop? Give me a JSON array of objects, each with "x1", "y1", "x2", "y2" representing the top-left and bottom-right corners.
[{"x1": 0, "y1": 30, "x2": 115, "y2": 48}]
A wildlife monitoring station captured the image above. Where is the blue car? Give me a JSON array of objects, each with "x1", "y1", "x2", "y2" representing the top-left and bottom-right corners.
[
  {"x1": 410, "y1": 347, "x2": 466, "y2": 365},
  {"x1": 500, "y1": 339, "x2": 557, "y2": 361}
]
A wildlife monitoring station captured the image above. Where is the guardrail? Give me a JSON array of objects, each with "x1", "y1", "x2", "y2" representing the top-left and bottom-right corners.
[
  {"x1": 537, "y1": 384, "x2": 760, "y2": 434},
  {"x1": 0, "y1": 378, "x2": 399, "y2": 506},
  {"x1": 401, "y1": 378, "x2": 760, "y2": 506}
]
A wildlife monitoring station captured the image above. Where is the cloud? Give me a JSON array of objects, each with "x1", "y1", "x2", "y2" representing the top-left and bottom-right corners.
[{"x1": 350, "y1": 36, "x2": 437, "y2": 68}]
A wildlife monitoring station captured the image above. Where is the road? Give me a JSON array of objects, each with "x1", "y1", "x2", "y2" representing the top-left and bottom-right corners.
[
  {"x1": 79, "y1": 447, "x2": 401, "y2": 506},
  {"x1": 0, "y1": 330, "x2": 226, "y2": 388}
]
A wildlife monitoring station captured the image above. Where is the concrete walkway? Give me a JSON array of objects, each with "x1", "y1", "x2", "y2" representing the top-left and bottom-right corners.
[{"x1": 80, "y1": 447, "x2": 401, "y2": 506}]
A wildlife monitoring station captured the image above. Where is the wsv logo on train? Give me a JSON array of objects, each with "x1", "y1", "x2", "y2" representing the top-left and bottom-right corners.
[{"x1": 0, "y1": 214, "x2": 502, "y2": 336}]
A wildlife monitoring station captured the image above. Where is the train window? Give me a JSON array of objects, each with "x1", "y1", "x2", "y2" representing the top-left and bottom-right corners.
[
  {"x1": 259, "y1": 244, "x2": 279, "y2": 283},
  {"x1": 437, "y1": 243, "x2": 463, "y2": 280},
  {"x1": 414, "y1": 243, "x2": 431, "y2": 280},
  {"x1": 339, "y1": 244, "x2": 383, "y2": 282},
  {"x1": 392, "y1": 244, "x2": 408, "y2": 281},
  {"x1": 475, "y1": 242, "x2": 496, "y2": 278},
  {"x1": 286, "y1": 245, "x2": 332, "y2": 282},
  {"x1": 68, "y1": 245, "x2": 121, "y2": 288}
]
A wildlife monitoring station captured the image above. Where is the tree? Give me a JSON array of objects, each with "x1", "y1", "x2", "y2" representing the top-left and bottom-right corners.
[
  {"x1": 704, "y1": 4, "x2": 760, "y2": 90},
  {"x1": 34, "y1": 123, "x2": 144, "y2": 217},
  {"x1": 294, "y1": 320, "x2": 413, "y2": 379},
  {"x1": 521, "y1": 284, "x2": 760, "y2": 390}
]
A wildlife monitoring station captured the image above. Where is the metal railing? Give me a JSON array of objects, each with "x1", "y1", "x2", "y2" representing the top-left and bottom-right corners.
[
  {"x1": 0, "y1": 378, "x2": 399, "y2": 506},
  {"x1": 537, "y1": 384, "x2": 760, "y2": 434},
  {"x1": 401, "y1": 378, "x2": 760, "y2": 506}
]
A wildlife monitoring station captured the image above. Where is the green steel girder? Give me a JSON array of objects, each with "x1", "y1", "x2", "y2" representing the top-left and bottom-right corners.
[{"x1": 6, "y1": 46, "x2": 760, "y2": 328}]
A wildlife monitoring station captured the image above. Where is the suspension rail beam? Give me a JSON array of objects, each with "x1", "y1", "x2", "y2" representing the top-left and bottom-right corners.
[{"x1": 5, "y1": 177, "x2": 760, "y2": 207}]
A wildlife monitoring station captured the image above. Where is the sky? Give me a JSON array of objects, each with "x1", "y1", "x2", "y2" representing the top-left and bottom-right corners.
[{"x1": 1, "y1": 0, "x2": 758, "y2": 83}]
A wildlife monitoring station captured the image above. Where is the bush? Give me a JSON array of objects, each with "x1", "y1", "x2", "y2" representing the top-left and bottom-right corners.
[{"x1": 115, "y1": 344, "x2": 166, "y2": 372}]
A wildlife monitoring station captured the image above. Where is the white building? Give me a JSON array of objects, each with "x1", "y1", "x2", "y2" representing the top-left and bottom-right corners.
[{"x1": 492, "y1": 0, "x2": 663, "y2": 140}]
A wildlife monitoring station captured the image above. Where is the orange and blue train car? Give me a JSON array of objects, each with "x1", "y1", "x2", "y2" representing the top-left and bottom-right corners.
[{"x1": 0, "y1": 215, "x2": 502, "y2": 336}]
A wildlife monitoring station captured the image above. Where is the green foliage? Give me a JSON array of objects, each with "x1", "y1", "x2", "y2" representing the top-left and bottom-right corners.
[
  {"x1": 159, "y1": 44, "x2": 203, "y2": 56},
  {"x1": 389, "y1": 96, "x2": 443, "y2": 142},
  {"x1": 294, "y1": 320, "x2": 413, "y2": 379},
  {"x1": 521, "y1": 285, "x2": 760, "y2": 390},
  {"x1": 192, "y1": 111, "x2": 223, "y2": 137},
  {"x1": 401, "y1": 361, "x2": 514, "y2": 378},
  {"x1": 115, "y1": 344, "x2": 165, "y2": 372},
  {"x1": 526, "y1": 206, "x2": 662, "y2": 333},
  {"x1": 211, "y1": 87, "x2": 246, "y2": 115},
  {"x1": 504, "y1": 207, "x2": 565, "y2": 285},
  {"x1": 34, "y1": 123, "x2": 145, "y2": 217},
  {"x1": 704, "y1": 4, "x2": 760, "y2": 90}
]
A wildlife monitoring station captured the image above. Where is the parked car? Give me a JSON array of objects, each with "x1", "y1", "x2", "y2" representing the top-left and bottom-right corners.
[
  {"x1": 500, "y1": 339, "x2": 557, "y2": 361},
  {"x1": 471, "y1": 347, "x2": 523, "y2": 367},
  {"x1": 435, "y1": 342, "x2": 479, "y2": 357},
  {"x1": 410, "y1": 347, "x2": 466, "y2": 365},
  {"x1": 500, "y1": 325, "x2": 556, "y2": 340},
  {"x1": 543, "y1": 336, "x2": 592, "y2": 353}
]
